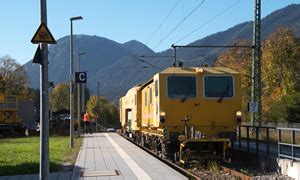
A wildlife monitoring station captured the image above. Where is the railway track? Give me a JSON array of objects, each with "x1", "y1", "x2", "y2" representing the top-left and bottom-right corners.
[{"x1": 119, "y1": 133, "x2": 252, "y2": 179}]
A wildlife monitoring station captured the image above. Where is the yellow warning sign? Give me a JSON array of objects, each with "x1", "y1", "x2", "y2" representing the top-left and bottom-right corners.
[{"x1": 31, "y1": 22, "x2": 56, "y2": 44}]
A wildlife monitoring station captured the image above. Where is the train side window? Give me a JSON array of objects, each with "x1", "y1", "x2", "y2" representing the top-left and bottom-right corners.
[
  {"x1": 145, "y1": 92, "x2": 147, "y2": 106},
  {"x1": 150, "y1": 88, "x2": 152, "y2": 104},
  {"x1": 204, "y1": 76, "x2": 234, "y2": 98},
  {"x1": 155, "y1": 80, "x2": 158, "y2": 96},
  {"x1": 167, "y1": 76, "x2": 197, "y2": 98}
]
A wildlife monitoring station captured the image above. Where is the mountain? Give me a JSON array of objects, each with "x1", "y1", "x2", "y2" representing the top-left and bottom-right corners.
[
  {"x1": 23, "y1": 4, "x2": 300, "y2": 103},
  {"x1": 122, "y1": 40, "x2": 155, "y2": 55},
  {"x1": 23, "y1": 35, "x2": 133, "y2": 88},
  {"x1": 171, "y1": 4, "x2": 300, "y2": 65}
]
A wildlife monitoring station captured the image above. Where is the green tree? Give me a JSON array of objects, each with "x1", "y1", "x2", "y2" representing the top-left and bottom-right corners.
[
  {"x1": 268, "y1": 92, "x2": 300, "y2": 123},
  {"x1": 262, "y1": 27, "x2": 300, "y2": 122},
  {"x1": 50, "y1": 83, "x2": 69, "y2": 112},
  {"x1": 0, "y1": 56, "x2": 31, "y2": 99},
  {"x1": 86, "y1": 95, "x2": 119, "y2": 128}
]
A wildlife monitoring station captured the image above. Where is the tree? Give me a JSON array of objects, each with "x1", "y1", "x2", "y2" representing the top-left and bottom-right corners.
[
  {"x1": 262, "y1": 27, "x2": 300, "y2": 121},
  {"x1": 214, "y1": 40, "x2": 252, "y2": 121},
  {"x1": 86, "y1": 96, "x2": 106, "y2": 125},
  {"x1": 50, "y1": 83, "x2": 69, "y2": 112},
  {"x1": 268, "y1": 92, "x2": 300, "y2": 123},
  {"x1": 0, "y1": 56, "x2": 31, "y2": 99},
  {"x1": 214, "y1": 27, "x2": 300, "y2": 123},
  {"x1": 86, "y1": 95, "x2": 119, "y2": 128}
]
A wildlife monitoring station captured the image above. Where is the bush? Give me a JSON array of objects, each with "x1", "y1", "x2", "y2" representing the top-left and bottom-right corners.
[{"x1": 267, "y1": 92, "x2": 300, "y2": 122}]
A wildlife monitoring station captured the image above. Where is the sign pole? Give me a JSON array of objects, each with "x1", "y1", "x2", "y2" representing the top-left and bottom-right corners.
[
  {"x1": 40, "y1": 0, "x2": 49, "y2": 179},
  {"x1": 77, "y1": 54, "x2": 80, "y2": 137},
  {"x1": 31, "y1": 2, "x2": 55, "y2": 179}
]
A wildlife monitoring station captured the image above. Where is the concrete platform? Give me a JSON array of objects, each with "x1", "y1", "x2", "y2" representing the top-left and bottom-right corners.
[{"x1": 72, "y1": 133, "x2": 188, "y2": 180}]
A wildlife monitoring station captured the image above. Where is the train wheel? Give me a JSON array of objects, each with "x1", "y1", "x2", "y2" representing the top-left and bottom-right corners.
[
  {"x1": 161, "y1": 138, "x2": 167, "y2": 159},
  {"x1": 173, "y1": 152, "x2": 180, "y2": 162},
  {"x1": 141, "y1": 135, "x2": 146, "y2": 147}
]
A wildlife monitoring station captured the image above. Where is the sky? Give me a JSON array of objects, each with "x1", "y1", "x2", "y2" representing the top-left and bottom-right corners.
[{"x1": 0, "y1": 0, "x2": 299, "y2": 65}]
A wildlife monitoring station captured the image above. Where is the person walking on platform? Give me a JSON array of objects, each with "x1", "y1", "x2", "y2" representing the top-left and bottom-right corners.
[{"x1": 84, "y1": 111, "x2": 90, "y2": 134}]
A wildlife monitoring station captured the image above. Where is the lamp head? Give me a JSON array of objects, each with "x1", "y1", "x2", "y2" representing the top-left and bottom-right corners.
[{"x1": 70, "y1": 16, "x2": 83, "y2": 21}]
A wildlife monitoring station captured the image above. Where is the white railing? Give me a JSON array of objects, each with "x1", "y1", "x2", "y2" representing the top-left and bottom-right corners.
[{"x1": 242, "y1": 122, "x2": 300, "y2": 128}]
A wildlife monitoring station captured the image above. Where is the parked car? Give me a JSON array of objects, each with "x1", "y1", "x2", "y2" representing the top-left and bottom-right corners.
[{"x1": 106, "y1": 128, "x2": 116, "y2": 132}]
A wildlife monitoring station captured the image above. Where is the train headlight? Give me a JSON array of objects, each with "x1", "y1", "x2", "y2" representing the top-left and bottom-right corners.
[
  {"x1": 160, "y1": 111, "x2": 166, "y2": 123},
  {"x1": 236, "y1": 111, "x2": 242, "y2": 123},
  {"x1": 196, "y1": 67, "x2": 204, "y2": 73}
]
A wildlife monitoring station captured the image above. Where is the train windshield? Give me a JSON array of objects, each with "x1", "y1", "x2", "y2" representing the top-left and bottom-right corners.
[
  {"x1": 167, "y1": 76, "x2": 196, "y2": 98},
  {"x1": 204, "y1": 76, "x2": 233, "y2": 98}
]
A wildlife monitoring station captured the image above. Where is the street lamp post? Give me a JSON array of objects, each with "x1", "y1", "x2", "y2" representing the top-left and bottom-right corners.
[
  {"x1": 77, "y1": 52, "x2": 86, "y2": 138},
  {"x1": 70, "y1": 16, "x2": 83, "y2": 148}
]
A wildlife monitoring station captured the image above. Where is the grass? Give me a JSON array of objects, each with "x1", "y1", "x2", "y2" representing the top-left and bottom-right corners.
[
  {"x1": 0, "y1": 136, "x2": 82, "y2": 176},
  {"x1": 208, "y1": 160, "x2": 219, "y2": 173}
]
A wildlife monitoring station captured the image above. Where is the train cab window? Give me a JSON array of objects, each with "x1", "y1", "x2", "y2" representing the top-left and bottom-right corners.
[
  {"x1": 204, "y1": 76, "x2": 233, "y2": 98},
  {"x1": 155, "y1": 80, "x2": 158, "y2": 97},
  {"x1": 167, "y1": 76, "x2": 197, "y2": 98}
]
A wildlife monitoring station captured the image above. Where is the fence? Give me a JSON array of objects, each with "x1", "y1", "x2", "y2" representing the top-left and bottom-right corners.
[
  {"x1": 235, "y1": 124, "x2": 300, "y2": 161},
  {"x1": 235, "y1": 125, "x2": 277, "y2": 156},
  {"x1": 242, "y1": 122, "x2": 300, "y2": 128},
  {"x1": 278, "y1": 127, "x2": 300, "y2": 161}
]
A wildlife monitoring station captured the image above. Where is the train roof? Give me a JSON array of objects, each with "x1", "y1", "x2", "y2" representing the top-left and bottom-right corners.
[
  {"x1": 123, "y1": 85, "x2": 141, "y2": 97},
  {"x1": 158, "y1": 67, "x2": 239, "y2": 74},
  {"x1": 138, "y1": 66, "x2": 239, "y2": 89}
]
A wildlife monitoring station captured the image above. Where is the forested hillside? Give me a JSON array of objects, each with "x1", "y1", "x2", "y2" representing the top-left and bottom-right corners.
[{"x1": 215, "y1": 28, "x2": 300, "y2": 123}]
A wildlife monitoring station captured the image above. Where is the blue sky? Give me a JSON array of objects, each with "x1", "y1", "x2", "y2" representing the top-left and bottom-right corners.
[{"x1": 0, "y1": 0, "x2": 299, "y2": 65}]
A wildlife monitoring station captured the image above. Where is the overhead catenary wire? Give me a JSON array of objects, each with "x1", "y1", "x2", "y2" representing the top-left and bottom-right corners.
[
  {"x1": 144, "y1": 0, "x2": 180, "y2": 45},
  {"x1": 132, "y1": 55, "x2": 174, "y2": 58},
  {"x1": 174, "y1": 0, "x2": 241, "y2": 44},
  {"x1": 173, "y1": 23, "x2": 252, "y2": 65},
  {"x1": 137, "y1": 58, "x2": 164, "y2": 70},
  {"x1": 152, "y1": 0, "x2": 205, "y2": 50},
  {"x1": 120, "y1": 66, "x2": 150, "y2": 69},
  {"x1": 178, "y1": 21, "x2": 252, "y2": 63},
  {"x1": 180, "y1": 0, "x2": 185, "y2": 20}
]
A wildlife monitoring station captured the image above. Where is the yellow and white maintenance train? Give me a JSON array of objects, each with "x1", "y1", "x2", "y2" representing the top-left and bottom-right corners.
[
  {"x1": 120, "y1": 67, "x2": 242, "y2": 163},
  {"x1": 0, "y1": 95, "x2": 22, "y2": 133}
]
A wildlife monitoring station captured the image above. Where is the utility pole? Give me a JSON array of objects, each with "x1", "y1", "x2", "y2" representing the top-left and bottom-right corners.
[
  {"x1": 251, "y1": 0, "x2": 262, "y2": 127},
  {"x1": 82, "y1": 83, "x2": 85, "y2": 113},
  {"x1": 77, "y1": 52, "x2": 85, "y2": 137},
  {"x1": 40, "y1": 0, "x2": 49, "y2": 179}
]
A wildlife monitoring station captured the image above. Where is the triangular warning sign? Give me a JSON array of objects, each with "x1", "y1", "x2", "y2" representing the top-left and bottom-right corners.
[
  {"x1": 31, "y1": 22, "x2": 56, "y2": 44},
  {"x1": 32, "y1": 45, "x2": 42, "y2": 64}
]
